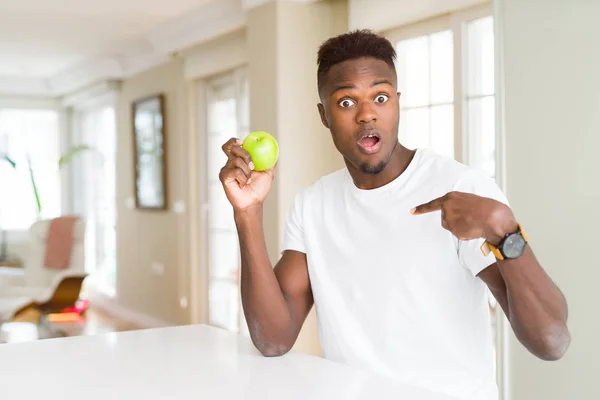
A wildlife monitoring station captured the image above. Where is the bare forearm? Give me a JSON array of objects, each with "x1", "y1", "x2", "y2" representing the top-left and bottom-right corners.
[
  {"x1": 498, "y1": 246, "x2": 570, "y2": 360},
  {"x1": 234, "y1": 206, "x2": 294, "y2": 355}
]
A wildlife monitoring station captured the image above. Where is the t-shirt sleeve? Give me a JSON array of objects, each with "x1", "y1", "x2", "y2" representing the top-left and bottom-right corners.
[
  {"x1": 281, "y1": 191, "x2": 307, "y2": 254},
  {"x1": 454, "y1": 169, "x2": 511, "y2": 277}
]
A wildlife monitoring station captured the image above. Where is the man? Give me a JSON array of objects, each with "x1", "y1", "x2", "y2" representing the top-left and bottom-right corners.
[{"x1": 218, "y1": 30, "x2": 570, "y2": 399}]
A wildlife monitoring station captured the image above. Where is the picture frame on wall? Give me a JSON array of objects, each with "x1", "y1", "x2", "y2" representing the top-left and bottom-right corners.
[{"x1": 132, "y1": 94, "x2": 167, "y2": 210}]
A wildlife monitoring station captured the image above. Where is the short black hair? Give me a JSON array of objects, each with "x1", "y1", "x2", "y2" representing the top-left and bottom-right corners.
[{"x1": 317, "y1": 29, "x2": 397, "y2": 93}]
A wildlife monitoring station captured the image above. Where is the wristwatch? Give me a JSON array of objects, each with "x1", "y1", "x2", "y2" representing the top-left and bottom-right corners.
[{"x1": 480, "y1": 223, "x2": 529, "y2": 260}]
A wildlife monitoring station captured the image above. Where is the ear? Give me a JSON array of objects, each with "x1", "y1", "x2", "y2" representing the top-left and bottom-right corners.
[{"x1": 317, "y1": 103, "x2": 329, "y2": 129}]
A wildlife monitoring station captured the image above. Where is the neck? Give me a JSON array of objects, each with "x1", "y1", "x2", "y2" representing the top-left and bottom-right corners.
[{"x1": 346, "y1": 143, "x2": 415, "y2": 190}]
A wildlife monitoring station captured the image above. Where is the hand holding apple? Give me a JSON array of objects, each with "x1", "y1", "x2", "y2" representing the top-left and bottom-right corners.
[
  {"x1": 219, "y1": 133, "x2": 278, "y2": 211},
  {"x1": 242, "y1": 131, "x2": 279, "y2": 171}
]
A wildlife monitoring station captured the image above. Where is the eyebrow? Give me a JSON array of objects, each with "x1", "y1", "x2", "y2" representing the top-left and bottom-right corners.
[
  {"x1": 372, "y1": 79, "x2": 395, "y2": 88},
  {"x1": 330, "y1": 79, "x2": 395, "y2": 96}
]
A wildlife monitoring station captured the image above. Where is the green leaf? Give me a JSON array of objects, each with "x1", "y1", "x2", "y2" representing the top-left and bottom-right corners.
[
  {"x1": 58, "y1": 145, "x2": 95, "y2": 168},
  {"x1": 27, "y1": 157, "x2": 41, "y2": 215},
  {"x1": 0, "y1": 153, "x2": 16, "y2": 168}
]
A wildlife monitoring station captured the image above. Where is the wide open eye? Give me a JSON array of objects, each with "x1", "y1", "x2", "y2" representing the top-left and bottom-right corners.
[
  {"x1": 338, "y1": 98, "x2": 356, "y2": 108},
  {"x1": 375, "y1": 94, "x2": 389, "y2": 104}
]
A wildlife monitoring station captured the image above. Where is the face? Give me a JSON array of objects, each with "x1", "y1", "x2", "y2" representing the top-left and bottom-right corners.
[{"x1": 318, "y1": 57, "x2": 400, "y2": 175}]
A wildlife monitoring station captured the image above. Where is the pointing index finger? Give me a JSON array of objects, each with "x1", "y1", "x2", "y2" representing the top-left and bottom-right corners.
[{"x1": 410, "y1": 195, "x2": 446, "y2": 215}]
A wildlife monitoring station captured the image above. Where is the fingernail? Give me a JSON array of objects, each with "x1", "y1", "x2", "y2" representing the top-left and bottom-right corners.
[
  {"x1": 410, "y1": 208, "x2": 416, "y2": 214},
  {"x1": 249, "y1": 162, "x2": 254, "y2": 170}
]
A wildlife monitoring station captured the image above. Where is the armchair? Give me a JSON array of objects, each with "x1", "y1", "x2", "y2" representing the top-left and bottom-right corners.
[{"x1": 0, "y1": 217, "x2": 87, "y2": 320}]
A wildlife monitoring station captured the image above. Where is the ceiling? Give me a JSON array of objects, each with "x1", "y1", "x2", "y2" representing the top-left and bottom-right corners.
[{"x1": 0, "y1": 0, "x2": 216, "y2": 78}]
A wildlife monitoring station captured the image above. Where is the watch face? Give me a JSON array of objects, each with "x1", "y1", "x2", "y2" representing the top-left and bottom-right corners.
[{"x1": 502, "y1": 233, "x2": 526, "y2": 258}]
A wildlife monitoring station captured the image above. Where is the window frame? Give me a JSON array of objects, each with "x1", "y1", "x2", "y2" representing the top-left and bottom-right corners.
[{"x1": 382, "y1": 3, "x2": 494, "y2": 167}]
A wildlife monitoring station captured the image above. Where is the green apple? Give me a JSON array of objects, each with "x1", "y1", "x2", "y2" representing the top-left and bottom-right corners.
[{"x1": 242, "y1": 131, "x2": 279, "y2": 171}]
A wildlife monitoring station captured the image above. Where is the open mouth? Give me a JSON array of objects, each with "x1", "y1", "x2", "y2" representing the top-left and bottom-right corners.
[{"x1": 357, "y1": 132, "x2": 382, "y2": 154}]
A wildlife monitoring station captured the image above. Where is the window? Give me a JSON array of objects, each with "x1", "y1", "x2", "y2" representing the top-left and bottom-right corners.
[
  {"x1": 71, "y1": 106, "x2": 117, "y2": 297},
  {"x1": 396, "y1": 30, "x2": 455, "y2": 159},
  {"x1": 0, "y1": 109, "x2": 61, "y2": 230},
  {"x1": 466, "y1": 16, "x2": 496, "y2": 178},
  {"x1": 387, "y1": 5, "x2": 497, "y2": 178},
  {"x1": 204, "y1": 68, "x2": 249, "y2": 334}
]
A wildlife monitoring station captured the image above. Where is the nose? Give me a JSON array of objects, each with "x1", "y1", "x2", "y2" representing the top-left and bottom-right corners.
[{"x1": 356, "y1": 101, "x2": 377, "y2": 125}]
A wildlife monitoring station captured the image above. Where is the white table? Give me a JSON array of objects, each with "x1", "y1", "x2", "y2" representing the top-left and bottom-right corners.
[{"x1": 0, "y1": 324, "x2": 457, "y2": 399}]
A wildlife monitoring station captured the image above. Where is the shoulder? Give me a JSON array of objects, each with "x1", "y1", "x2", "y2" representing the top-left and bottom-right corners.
[
  {"x1": 290, "y1": 168, "x2": 348, "y2": 207},
  {"x1": 420, "y1": 149, "x2": 507, "y2": 203},
  {"x1": 414, "y1": 149, "x2": 507, "y2": 203},
  {"x1": 283, "y1": 168, "x2": 345, "y2": 224},
  {"x1": 418, "y1": 149, "x2": 475, "y2": 182}
]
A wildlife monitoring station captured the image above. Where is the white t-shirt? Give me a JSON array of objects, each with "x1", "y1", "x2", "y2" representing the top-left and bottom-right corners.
[{"x1": 281, "y1": 148, "x2": 509, "y2": 400}]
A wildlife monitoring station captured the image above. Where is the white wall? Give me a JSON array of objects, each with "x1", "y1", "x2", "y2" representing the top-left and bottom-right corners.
[
  {"x1": 349, "y1": 0, "x2": 487, "y2": 30},
  {"x1": 497, "y1": 0, "x2": 600, "y2": 398},
  {"x1": 116, "y1": 59, "x2": 191, "y2": 326},
  {"x1": 183, "y1": 28, "x2": 247, "y2": 80}
]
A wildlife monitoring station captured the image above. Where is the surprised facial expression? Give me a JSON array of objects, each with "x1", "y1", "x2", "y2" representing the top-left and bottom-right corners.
[{"x1": 318, "y1": 57, "x2": 400, "y2": 175}]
